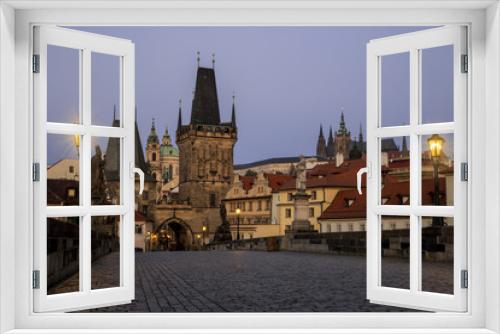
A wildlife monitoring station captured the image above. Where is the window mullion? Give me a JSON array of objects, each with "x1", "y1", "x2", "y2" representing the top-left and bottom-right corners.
[
  {"x1": 81, "y1": 48, "x2": 92, "y2": 293},
  {"x1": 409, "y1": 47, "x2": 421, "y2": 293}
]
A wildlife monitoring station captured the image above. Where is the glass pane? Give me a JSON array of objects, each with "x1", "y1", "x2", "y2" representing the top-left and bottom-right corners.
[
  {"x1": 421, "y1": 133, "x2": 454, "y2": 206},
  {"x1": 47, "y1": 216, "x2": 80, "y2": 295},
  {"x1": 47, "y1": 134, "x2": 80, "y2": 206},
  {"x1": 421, "y1": 216, "x2": 454, "y2": 294},
  {"x1": 380, "y1": 52, "x2": 410, "y2": 127},
  {"x1": 91, "y1": 136, "x2": 121, "y2": 205},
  {"x1": 381, "y1": 216, "x2": 410, "y2": 290},
  {"x1": 421, "y1": 45, "x2": 454, "y2": 124},
  {"x1": 47, "y1": 45, "x2": 80, "y2": 124},
  {"x1": 91, "y1": 216, "x2": 121, "y2": 290},
  {"x1": 92, "y1": 52, "x2": 121, "y2": 127},
  {"x1": 380, "y1": 136, "x2": 410, "y2": 205}
]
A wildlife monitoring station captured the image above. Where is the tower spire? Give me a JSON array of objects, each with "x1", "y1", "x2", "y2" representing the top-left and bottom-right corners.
[
  {"x1": 147, "y1": 117, "x2": 159, "y2": 144},
  {"x1": 177, "y1": 98, "x2": 183, "y2": 132},
  {"x1": 359, "y1": 123, "x2": 364, "y2": 143},
  {"x1": 212, "y1": 53, "x2": 215, "y2": 69},
  {"x1": 231, "y1": 92, "x2": 236, "y2": 128},
  {"x1": 316, "y1": 124, "x2": 327, "y2": 159},
  {"x1": 196, "y1": 51, "x2": 200, "y2": 67}
]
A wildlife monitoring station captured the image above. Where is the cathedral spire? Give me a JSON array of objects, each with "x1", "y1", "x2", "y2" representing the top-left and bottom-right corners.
[
  {"x1": 326, "y1": 126, "x2": 335, "y2": 158},
  {"x1": 337, "y1": 108, "x2": 349, "y2": 136},
  {"x1": 231, "y1": 92, "x2": 236, "y2": 128},
  {"x1": 359, "y1": 123, "x2": 364, "y2": 143},
  {"x1": 316, "y1": 124, "x2": 327, "y2": 159}
]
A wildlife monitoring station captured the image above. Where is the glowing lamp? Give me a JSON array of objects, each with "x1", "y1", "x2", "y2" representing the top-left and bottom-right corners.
[{"x1": 427, "y1": 134, "x2": 445, "y2": 159}]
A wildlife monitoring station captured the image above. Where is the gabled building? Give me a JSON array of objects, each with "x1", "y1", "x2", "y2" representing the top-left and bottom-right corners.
[{"x1": 223, "y1": 172, "x2": 293, "y2": 239}]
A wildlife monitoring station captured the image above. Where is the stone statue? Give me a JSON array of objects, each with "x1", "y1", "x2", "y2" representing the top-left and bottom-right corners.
[
  {"x1": 296, "y1": 155, "x2": 307, "y2": 192},
  {"x1": 213, "y1": 203, "x2": 232, "y2": 243}
]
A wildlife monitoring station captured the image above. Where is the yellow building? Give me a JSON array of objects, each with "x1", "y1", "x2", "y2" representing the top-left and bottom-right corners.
[
  {"x1": 276, "y1": 159, "x2": 366, "y2": 234},
  {"x1": 223, "y1": 172, "x2": 293, "y2": 240}
]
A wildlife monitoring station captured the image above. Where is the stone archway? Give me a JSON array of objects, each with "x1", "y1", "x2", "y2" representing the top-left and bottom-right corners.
[{"x1": 154, "y1": 217, "x2": 194, "y2": 251}]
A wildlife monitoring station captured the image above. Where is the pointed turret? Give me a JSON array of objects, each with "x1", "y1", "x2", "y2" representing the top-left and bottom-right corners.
[
  {"x1": 147, "y1": 118, "x2": 159, "y2": 145},
  {"x1": 337, "y1": 109, "x2": 350, "y2": 136},
  {"x1": 231, "y1": 93, "x2": 236, "y2": 128},
  {"x1": 162, "y1": 127, "x2": 171, "y2": 146},
  {"x1": 177, "y1": 99, "x2": 183, "y2": 132},
  {"x1": 326, "y1": 126, "x2": 335, "y2": 158},
  {"x1": 358, "y1": 123, "x2": 364, "y2": 144},
  {"x1": 316, "y1": 125, "x2": 327, "y2": 159}
]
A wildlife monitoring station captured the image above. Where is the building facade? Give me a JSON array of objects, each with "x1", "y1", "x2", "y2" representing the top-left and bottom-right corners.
[{"x1": 223, "y1": 172, "x2": 293, "y2": 239}]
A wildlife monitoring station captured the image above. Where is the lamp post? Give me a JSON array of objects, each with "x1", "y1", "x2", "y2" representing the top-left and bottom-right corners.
[
  {"x1": 202, "y1": 225, "x2": 207, "y2": 247},
  {"x1": 235, "y1": 207, "x2": 241, "y2": 241},
  {"x1": 427, "y1": 134, "x2": 445, "y2": 226}
]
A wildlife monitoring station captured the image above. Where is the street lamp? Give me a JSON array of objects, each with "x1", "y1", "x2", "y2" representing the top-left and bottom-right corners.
[
  {"x1": 427, "y1": 134, "x2": 445, "y2": 226},
  {"x1": 235, "y1": 207, "x2": 241, "y2": 241},
  {"x1": 202, "y1": 225, "x2": 207, "y2": 247}
]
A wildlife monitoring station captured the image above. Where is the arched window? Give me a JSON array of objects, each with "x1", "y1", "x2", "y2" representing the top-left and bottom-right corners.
[{"x1": 152, "y1": 152, "x2": 156, "y2": 161}]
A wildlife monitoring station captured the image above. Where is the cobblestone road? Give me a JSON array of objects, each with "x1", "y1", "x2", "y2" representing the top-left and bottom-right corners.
[{"x1": 64, "y1": 251, "x2": 453, "y2": 313}]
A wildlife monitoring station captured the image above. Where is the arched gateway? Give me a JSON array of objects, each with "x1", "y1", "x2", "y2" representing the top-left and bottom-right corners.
[{"x1": 154, "y1": 217, "x2": 194, "y2": 251}]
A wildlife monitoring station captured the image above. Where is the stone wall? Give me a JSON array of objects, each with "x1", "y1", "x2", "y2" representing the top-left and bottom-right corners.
[{"x1": 209, "y1": 226, "x2": 454, "y2": 261}]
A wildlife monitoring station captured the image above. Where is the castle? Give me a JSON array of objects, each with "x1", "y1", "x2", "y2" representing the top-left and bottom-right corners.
[{"x1": 316, "y1": 111, "x2": 365, "y2": 161}]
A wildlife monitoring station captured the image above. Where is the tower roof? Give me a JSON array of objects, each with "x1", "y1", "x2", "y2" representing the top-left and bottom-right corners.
[
  {"x1": 147, "y1": 118, "x2": 159, "y2": 144},
  {"x1": 190, "y1": 67, "x2": 221, "y2": 125}
]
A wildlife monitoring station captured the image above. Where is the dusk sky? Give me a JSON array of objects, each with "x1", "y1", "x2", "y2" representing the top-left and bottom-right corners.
[{"x1": 47, "y1": 26, "x2": 454, "y2": 165}]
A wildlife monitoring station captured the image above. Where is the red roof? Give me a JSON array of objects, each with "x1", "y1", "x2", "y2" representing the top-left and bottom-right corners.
[
  {"x1": 265, "y1": 174, "x2": 294, "y2": 192},
  {"x1": 278, "y1": 166, "x2": 367, "y2": 191},
  {"x1": 318, "y1": 188, "x2": 367, "y2": 219},
  {"x1": 237, "y1": 174, "x2": 294, "y2": 193},
  {"x1": 319, "y1": 178, "x2": 447, "y2": 220}
]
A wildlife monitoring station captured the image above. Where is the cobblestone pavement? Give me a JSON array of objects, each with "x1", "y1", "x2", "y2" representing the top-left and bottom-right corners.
[{"x1": 55, "y1": 251, "x2": 454, "y2": 313}]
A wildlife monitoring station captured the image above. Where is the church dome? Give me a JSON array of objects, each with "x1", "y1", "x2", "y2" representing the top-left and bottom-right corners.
[{"x1": 160, "y1": 145, "x2": 179, "y2": 157}]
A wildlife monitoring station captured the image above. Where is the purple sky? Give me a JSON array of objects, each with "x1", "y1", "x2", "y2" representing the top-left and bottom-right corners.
[{"x1": 47, "y1": 26, "x2": 453, "y2": 165}]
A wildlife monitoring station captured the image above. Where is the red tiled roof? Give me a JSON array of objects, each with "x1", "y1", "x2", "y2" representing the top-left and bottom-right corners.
[
  {"x1": 238, "y1": 174, "x2": 294, "y2": 193},
  {"x1": 239, "y1": 175, "x2": 255, "y2": 191},
  {"x1": 319, "y1": 178, "x2": 447, "y2": 220},
  {"x1": 265, "y1": 174, "x2": 294, "y2": 192},
  {"x1": 278, "y1": 168, "x2": 366, "y2": 191},
  {"x1": 308, "y1": 159, "x2": 366, "y2": 177},
  {"x1": 318, "y1": 188, "x2": 367, "y2": 219}
]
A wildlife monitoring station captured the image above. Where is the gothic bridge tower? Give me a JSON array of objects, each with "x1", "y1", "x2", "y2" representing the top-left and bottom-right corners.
[{"x1": 176, "y1": 66, "x2": 237, "y2": 214}]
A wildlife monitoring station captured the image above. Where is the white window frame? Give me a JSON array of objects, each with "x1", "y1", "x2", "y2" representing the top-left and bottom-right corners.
[
  {"x1": 0, "y1": 1, "x2": 498, "y2": 333},
  {"x1": 366, "y1": 26, "x2": 468, "y2": 312},
  {"x1": 32, "y1": 26, "x2": 136, "y2": 312}
]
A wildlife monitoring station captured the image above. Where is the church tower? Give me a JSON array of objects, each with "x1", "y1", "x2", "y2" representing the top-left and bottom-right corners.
[
  {"x1": 326, "y1": 126, "x2": 335, "y2": 158},
  {"x1": 176, "y1": 65, "x2": 237, "y2": 212},
  {"x1": 315, "y1": 125, "x2": 327, "y2": 159},
  {"x1": 146, "y1": 118, "x2": 161, "y2": 182},
  {"x1": 334, "y1": 111, "x2": 352, "y2": 158}
]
